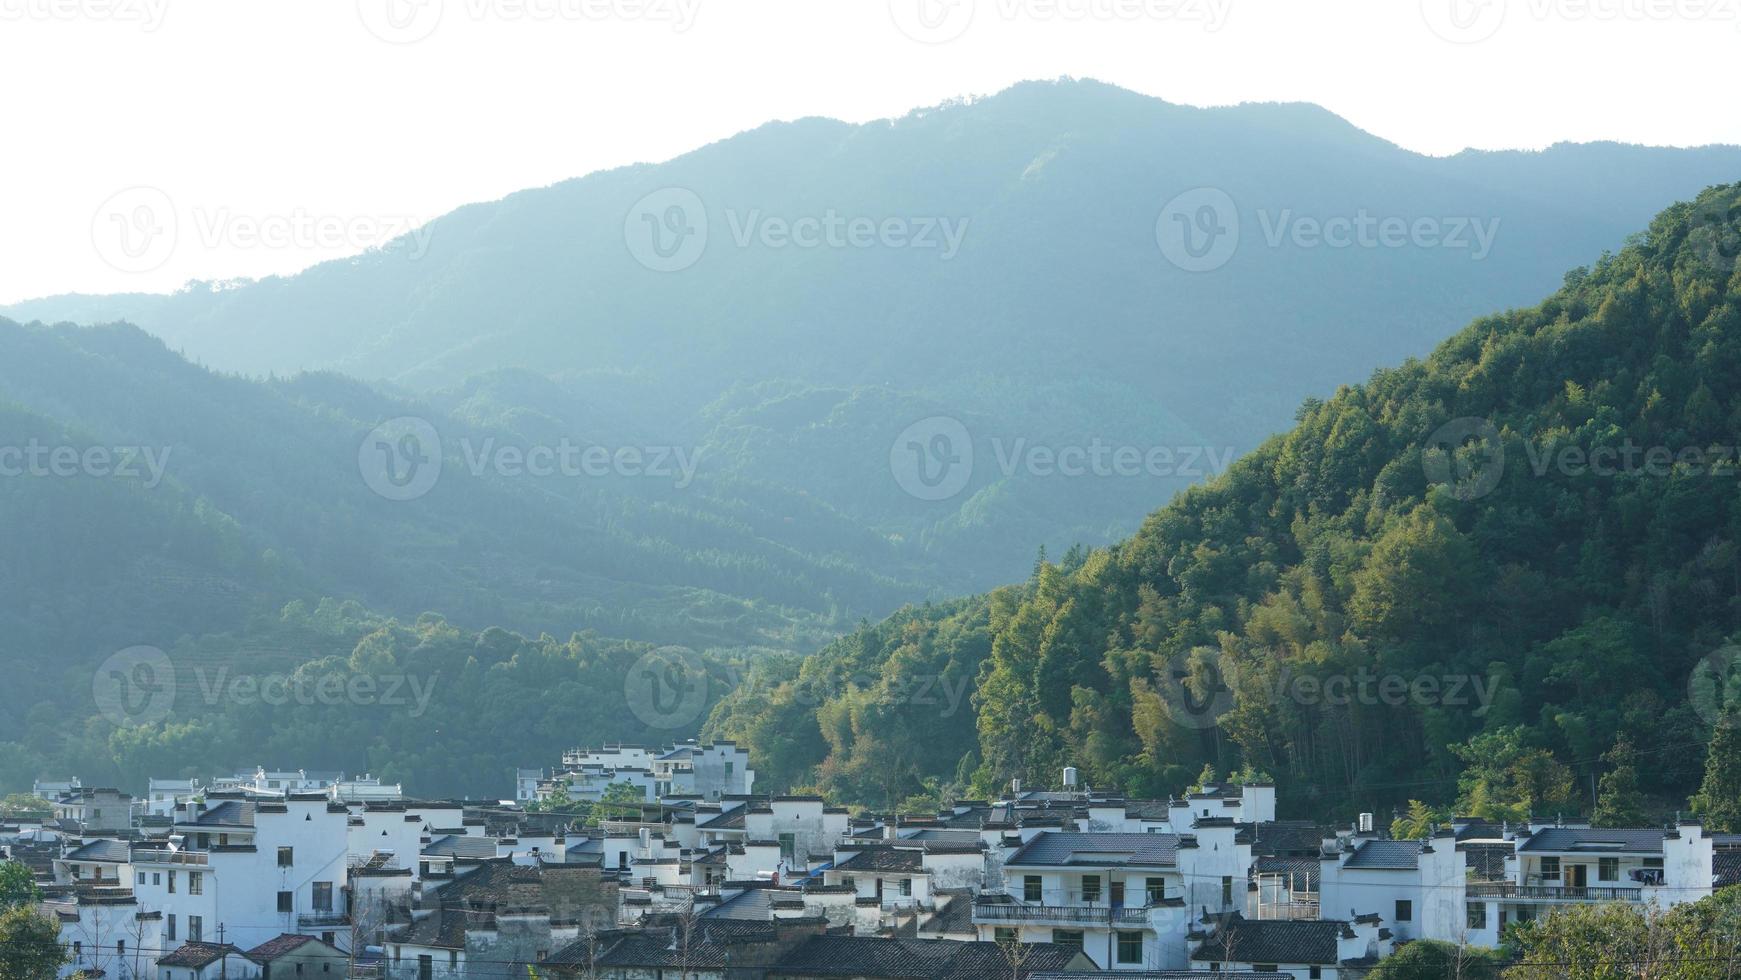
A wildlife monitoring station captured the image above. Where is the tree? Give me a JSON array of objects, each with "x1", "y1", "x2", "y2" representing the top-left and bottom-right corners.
[
  {"x1": 1366, "y1": 939, "x2": 1504, "y2": 979},
  {"x1": 1592, "y1": 734, "x2": 1647, "y2": 828},
  {"x1": 0, "y1": 861, "x2": 39, "y2": 910},
  {"x1": 1690, "y1": 713, "x2": 1741, "y2": 833},
  {"x1": 1391, "y1": 800, "x2": 1444, "y2": 841},
  {"x1": 0, "y1": 906, "x2": 69, "y2": 980}
]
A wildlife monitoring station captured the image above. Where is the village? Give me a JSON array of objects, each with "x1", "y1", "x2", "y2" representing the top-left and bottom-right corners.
[{"x1": 4, "y1": 742, "x2": 1738, "y2": 979}]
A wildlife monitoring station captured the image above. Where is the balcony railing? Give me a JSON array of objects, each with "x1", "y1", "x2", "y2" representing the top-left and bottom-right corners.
[
  {"x1": 131, "y1": 850, "x2": 209, "y2": 866},
  {"x1": 973, "y1": 899, "x2": 1152, "y2": 927},
  {"x1": 298, "y1": 911, "x2": 351, "y2": 928},
  {"x1": 1467, "y1": 883, "x2": 1643, "y2": 902}
]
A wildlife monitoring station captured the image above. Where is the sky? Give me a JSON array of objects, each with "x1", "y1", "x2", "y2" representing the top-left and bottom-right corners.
[{"x1": 2, "y1": 0, "x2": 1737, "y2": 304}]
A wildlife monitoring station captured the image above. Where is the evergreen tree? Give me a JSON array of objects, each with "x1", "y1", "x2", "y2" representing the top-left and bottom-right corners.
[
  {"x1": 1593, "y1": 734, "x2": 1648, "y2": 828},
  {"x1": 1691, "y1": 713, "x2": 1741, "y2": 833}
]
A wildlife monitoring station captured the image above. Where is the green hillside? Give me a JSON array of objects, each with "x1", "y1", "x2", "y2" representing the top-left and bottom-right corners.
[{"x1": 709, "y1": 185, "x2": 1741, "y2": 819}]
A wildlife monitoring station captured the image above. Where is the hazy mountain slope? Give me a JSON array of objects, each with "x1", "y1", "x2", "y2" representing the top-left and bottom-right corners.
[
  {"x1": 0, "y1": 320, "x2": 943, "y2": 680},
  {"x1": 11, "y1": 79, "x2": 1741, "y2": 589},
  {"x1": 709, "y1": 184, "x2": 1741, "y2": 818}
]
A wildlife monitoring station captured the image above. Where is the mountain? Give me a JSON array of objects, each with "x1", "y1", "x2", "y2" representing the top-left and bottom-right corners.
[
  {"x1": 11, "y1": 79, "x2": 1741, "y2": 591},
  {"x1": 706, "y1": 184, "x2": 1741, "y2": 820}
]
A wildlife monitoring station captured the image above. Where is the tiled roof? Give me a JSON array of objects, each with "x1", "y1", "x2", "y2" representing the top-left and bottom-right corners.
[
  {"x1": 188, "y1": 800, "x2": 255, "y2": 827},
  {"x1": 1004, "y1": 832, "x2": 1183, "y2": 868},
  {"x1": 247, "y1": 934, "x2": 341, "y2": 962},
  {"x1": 1342, "y1": 839, "x2": 1424, "y2": 870},
  {"x1": 1517, "y1": 828, "x2": 1671, "y2": 854},
  {"x1": 157, "y1": 942, "x2": 248, "y2": 968},
  {"x1": 62, "y1": 839, "x2": 132, "y2": 863},
  {"x1": 1715, "y1": 851, "x2": 1741, "y2": 888},
  {"x1": 1246, "y1": 821, "x2": 1330, "y2": 857},
  {"x1": 833, "y1": 846, "x2": 925, "y2": 873},
  {"x1": 1191, "y1": 918, "x2": 1352, "y2": 966},
  {"x1": 423, "y1": 835, "x2": 498, "y2": 859},
  {"x1": 769, "y1": 937, "x2": 1082, "y2": 979}
]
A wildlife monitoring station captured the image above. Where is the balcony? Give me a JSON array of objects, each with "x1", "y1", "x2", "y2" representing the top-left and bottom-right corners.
[
  {"x1": 1467, "y1": 882, "x2": 1643, "y2": 902},
  {"x1": 131, "y1": 850, "x2": 209, "y2": 866},
  {"x1": 298, "y1": 911, "x2": 351, "y2": 928},
  {"x1": 973, "y1": 897, "x2": 1152, "y2": 928}
]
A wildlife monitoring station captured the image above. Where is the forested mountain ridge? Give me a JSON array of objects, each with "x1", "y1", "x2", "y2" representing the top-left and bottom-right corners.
[
  {"x1": 707, "y1": 184, "x2": 1741, "y2": 820},
  {"x1": 0, "y1": 318, "x2": 950, "y2": 728},
  {"x1": 11, "y1": 79, "x2": 1741, "y2": 590}
]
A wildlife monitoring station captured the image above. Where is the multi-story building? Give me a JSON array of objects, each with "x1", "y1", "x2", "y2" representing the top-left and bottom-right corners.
[
  {"x1": 130, "y1": 792, "x2": 352, "y2": 954},
  {"x1": 971, "y1": 822, "x2": 1252, "y2": 971}
]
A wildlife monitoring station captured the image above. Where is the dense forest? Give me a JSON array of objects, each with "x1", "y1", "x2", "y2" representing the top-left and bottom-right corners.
[
  {"x1": 0, "y1": 599, "x2": 726, "y2": 796},
  {"x1": 709, "y1": 184, "x2": 1741, "y2": 820}
]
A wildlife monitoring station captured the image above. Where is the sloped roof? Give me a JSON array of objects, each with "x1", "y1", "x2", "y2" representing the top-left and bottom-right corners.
[
  {"x1": 158, "y1": 942, "x2": 249, "y2": 968},
  {"x1": 769, "y1": 937, "x2": 1083, "y2": 979},
  {"x1": 1517, "y1": 828, "x2": 1671, "y2": 854},
  {"x1": 1191, "y1": 918, "x2": 1352, "y2": 966},
  {"x1": 833, "y1": 847, "x2": 925, "y2": 873},
  {"x1": 62, "y1": 839, "x2": 132, "y2": 863},
  {"x1": 247, "y1": 933, "x2": 343, "y2": 962},
  {"x1": 1005, "y1": 832, "x2": 1183, "y2": 868},
  {"x1": 1342, "y1": 839, "x2": 1424, "y2": 870}
]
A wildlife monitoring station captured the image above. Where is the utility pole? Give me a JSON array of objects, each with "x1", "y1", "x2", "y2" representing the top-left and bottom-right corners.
[{"x1": 218, "y1": 923, "x2": 228, "y2": 980}]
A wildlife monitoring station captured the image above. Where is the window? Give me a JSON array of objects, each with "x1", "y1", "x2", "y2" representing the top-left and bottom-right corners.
[
  {"x1": 1080, "y1": 874, "x2": 1101, "y2": 903},
  {"x1": 137, "y1": 872, "x2": 145, "y2": 885},
  {"x1": 1540, "y1": 856, "x2": 1561, "y2": 882},
  {"x1": 313, "y1": 881, "x2": 333, "y2": 911},
  {"x1": 153, "y1": 873, "x2": 161, "y2": 886},
  {"x1": 899, "y1": 877, "x2": 912, "y2": 897},
  {"x1": 189, "y1": 915, "x2": 203, "y2": 942},
  {"x1": 1396, "y1": 899, "x2": 1413, "y2": 922},
  {"x1": 1051, "y1": 929, "x2": 1083, "y2": 951},
  {"x1": 167, "y1": 871, "x2": 176, "y2": 893},
  {"x1": 1222, "y1": 876, "x2": 1233, "y2": 907},
  {"x1": 1468, "y1": 902, "x2": 1487, "y2": 928},
  {"x1": 1256, "y1": 967, "x2": 1278, "y2": 975},
  {"x1": 1116, "y1": 931, "x2": 1143, "y2": 965},
  {"x1": 189, "y1": 872, "x2": 203, "y2": 895},
  {"x1": 725, "y1": 762, "x2": 734, "y2": 776},
  {"x1": 278, "y1": 846, "x2": 295, "y2": 867},
  {"x1": 1024, "y1": 875, "x2": 1042, "y2": 903},
  {"x1": 117, "y1": 941, "x2": 125, "y2": 956},
  {"x1": 1599, "y1": 858, "x2": 1619, "y2": 882},
  {"x1": 1146, "y1": 877, "x2": 1165, "y2": 904},
  {"x1": 994, "y1": 927, "x2": 1018, "y2": 944},
  {"x1": 166, "y1": 914, "x2": 176, "y2": 941},
  {"x1": 779, "y1": 833, "x2": 797, "y2": 864},
  {"x1": 279, "y1": 891, "x2": 294, "y2": 913},
  {"x1": 1309, "y1": 968, "x2": 1323, "y2": 979}
]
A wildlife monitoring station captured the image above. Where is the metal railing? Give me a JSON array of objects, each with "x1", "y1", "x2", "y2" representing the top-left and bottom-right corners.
[
  {"x1": 973, "y1": 899, "x2": 1152, "y2": 927},
  {"x1": 1467, "y1": 883, "x2": 1643, "y2": 902}
]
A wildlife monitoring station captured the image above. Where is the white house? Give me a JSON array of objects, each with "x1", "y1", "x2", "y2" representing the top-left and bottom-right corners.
[{"x1": 1189, "y1": 913, "x2": 1391, "y2": 978}]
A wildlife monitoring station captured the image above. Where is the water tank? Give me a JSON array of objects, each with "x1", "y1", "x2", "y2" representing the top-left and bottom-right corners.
[{"x1": 1063, "y1": 767, "x2": 1080, "y2": 789}]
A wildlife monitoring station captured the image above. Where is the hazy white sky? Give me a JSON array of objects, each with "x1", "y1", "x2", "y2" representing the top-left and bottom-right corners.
[{"x1": 2, "y1": 0, "x2": 1736, "y2": 303}]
